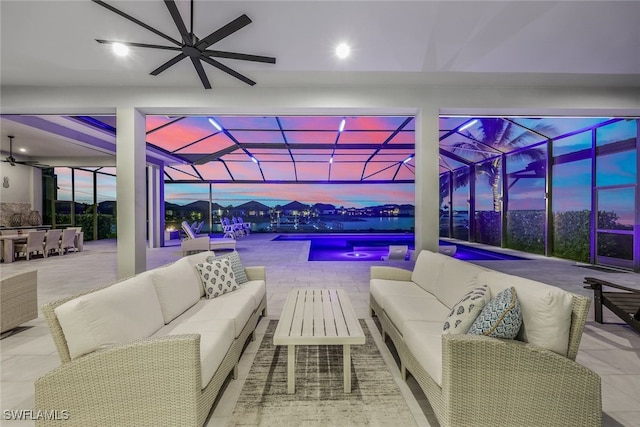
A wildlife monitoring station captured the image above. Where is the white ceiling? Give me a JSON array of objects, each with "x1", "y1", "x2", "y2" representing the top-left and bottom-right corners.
[
  {"x1": 2, "y1": 0, "x2": 639, "y2": 89},
  {"x1": 1, "y1": 0, "x2": 639, "y2": 165}
]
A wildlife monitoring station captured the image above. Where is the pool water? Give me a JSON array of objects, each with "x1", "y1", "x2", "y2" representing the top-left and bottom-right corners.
[{"x1": 272, "y1": 234, "x2": 528, "y2": 261}]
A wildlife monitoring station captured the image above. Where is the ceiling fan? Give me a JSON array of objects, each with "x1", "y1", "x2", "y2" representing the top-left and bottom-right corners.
[
  {"x1": 2, "y1": 136, "x2": 44, "y2": 167},
  {"x1": 92, "y1": 0, "x2": 277, "y2": 89}
]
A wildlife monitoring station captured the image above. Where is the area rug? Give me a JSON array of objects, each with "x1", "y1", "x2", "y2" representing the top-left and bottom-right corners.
[{"x1": 227, "y1": 320, "x2": 418, "y2": 426}]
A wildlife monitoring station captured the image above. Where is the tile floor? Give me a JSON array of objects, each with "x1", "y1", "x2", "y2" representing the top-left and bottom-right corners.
[{"x1": 1, "y1": 234, "x2": 639, "y2": 426}]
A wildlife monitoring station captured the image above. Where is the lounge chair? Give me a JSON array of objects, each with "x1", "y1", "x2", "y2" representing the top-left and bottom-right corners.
[
  {"x1": 180, "y1": 221, "x2": 236, "y2": 255},
  {"x1": 234, "y1": 216, "x2": 251, "y2": 235},
  {"x1": 194, "y1": 221, "x2": 205, "y2": 234},
  {"x1": 584, "y1": 277, "x2": 640, "y2": 333},
  {"x1": 381, "y1": 245, "x2": 408, "y2": 261}
]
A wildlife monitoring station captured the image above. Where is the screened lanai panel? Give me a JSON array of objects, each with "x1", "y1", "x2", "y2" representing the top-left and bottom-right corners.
[
  {"x1": 165, "y1": 165, "x2": 201, "y2": 180},
  {"x1": 345, "y1": 116, "x2": 411, "y2": 131},
  {"x1": 261, "y1": 162, "x2": 297, "y2": 181},
  {"x1": 553, "y1": 131, "x2": 592, "y2": 158},
  {"x1": 395, "y1": 164, "x2": 415, "y2": 180},
  {"x1": 225, "y1": 162, "x2": 264, "y2": 181},
  {"x1": 279, "y1": 116, "x2": 343, "y2": 130},
  {"x1": 330, "y1": 163, "x2": 364, "y2": 181},
  {"x1": 512, "y1": 117, "x2": 614, "y2": 139},
  {"x1": 596, "y1": 120, "x2": 637, "y2": 147},
  {"x1": 296, "y1": 162, "x2": 330, "y2": 180},
  {"x1": 440, "y1": 133, "x2": 498, "y2": 163},
  {"x1": 147, "y1": 117, "x2": 217, "y2": 151},
  {"x1": 231, "y1": 130, "x2": 285, "y2": 144},
  {"x1": 215, "y1": 116, "x2": 280, "y2": 130},
  {"x1": 147, "y1": 115, "x2": 177, "y2": 131},
  {"x1": 194, "y1": 162, "x2": 232, "y2": 180},
  {"x1": 333, "y1": 153, "x2": 373, "y2": 162},
  {"x1": 372, "y1": 151, "x2": 414, "y2": 162},
  {"x1": 337, "y1": 131, "x2": 393, "y2": 144},
  {"x1": 286, "y1": 131, "x2": 336, "y2": 144},
  {"x1": 174, "y1": 133, "x2": 236, "y2": 155},
  {"x1": 461, "y1": 118, "x2": 547, "y2": 155},
  {"x1": 363, "y1": 163, "x2": 400, "y2": 180},
  {"x1": 388, "y1": 131, "x2": 415, "y2": 144}
]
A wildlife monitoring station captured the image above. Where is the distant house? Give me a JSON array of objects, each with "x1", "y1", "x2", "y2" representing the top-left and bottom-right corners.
[
  {"x1": 232, "y1": 201, "x2": 270, "y2": 217},
  {"x1": 312, "y1": 203, "x2": 336, "y2": 215},
  {"x1": 282, "y1": 201, "x2": 311, "y2": 216}
]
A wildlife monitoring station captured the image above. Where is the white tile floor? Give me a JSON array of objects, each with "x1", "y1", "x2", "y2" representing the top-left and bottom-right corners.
[{"x1": 1, "y1": 234, "x2": 639, "y2": 426}]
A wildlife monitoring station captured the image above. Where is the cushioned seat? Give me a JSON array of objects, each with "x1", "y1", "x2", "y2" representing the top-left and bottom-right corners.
[
  {"x1": 186, "y1": 291, "x2": 256, "y2": 338},
  {"x1": 384, "y1": 295, "x2": 451, "y2": 334},
  {"x1": 166, "y1": 319, "x2": 235, "y2": 388},
  {"x1": 370, "y1": 279, "x2": 435, "y2": 310}
]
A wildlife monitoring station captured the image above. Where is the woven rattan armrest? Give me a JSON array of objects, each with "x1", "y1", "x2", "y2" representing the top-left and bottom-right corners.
[
  {"x1": 370, "y1": 266, "x2": 413, "y2": 281},
  {"x1": 440, "y1": 334, "x2": 602, "y2": 426},
  {"x1": 245, "y1": 266, "x2": 266, "y2": 281},
  {"x1": 35, "y1": 334, "x2": 202, "y2": 427}
]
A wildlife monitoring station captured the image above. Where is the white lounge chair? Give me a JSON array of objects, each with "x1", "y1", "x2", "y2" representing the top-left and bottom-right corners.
[
  {"x1": 381, "y1": 245, "x2": 408, "y2": 261},
  {"x1": 180, "y1": 221, "x2": 236, "y2": 255}
]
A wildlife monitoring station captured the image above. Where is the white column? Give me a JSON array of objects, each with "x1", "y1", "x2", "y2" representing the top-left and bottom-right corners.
[
  {"x1": 147, "y1": 165, "x2": 163, "y2": 248},
  {"x1": 116, "y1": 107, "x2": 146, "y2": 277},
  {"x1": 414, "y1": 105, "x2": 440, "y2": 253}
]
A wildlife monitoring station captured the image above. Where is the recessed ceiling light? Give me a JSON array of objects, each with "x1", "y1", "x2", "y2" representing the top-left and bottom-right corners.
[
  {"x1": 338, "y1": 118, "x2": 346, "y2": 132},
  {"x1": 336, "y1": 43, "x2": 350, "y2": 59},
  {"x1": 19, "y1": 148, "x2": 27, "y2": 153},
  {"x1": 112, "y1": 42, "x2": 129, "y2": 57}
]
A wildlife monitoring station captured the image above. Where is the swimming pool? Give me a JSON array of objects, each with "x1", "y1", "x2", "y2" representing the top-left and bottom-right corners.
[{"x1": 272, "y1": 234, "x2": 528, "y2": 261}]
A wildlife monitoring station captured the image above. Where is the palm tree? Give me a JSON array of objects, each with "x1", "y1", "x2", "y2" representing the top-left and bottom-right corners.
[{"x1": 445, "y1": 118, "x2": 554, "y2": 211}]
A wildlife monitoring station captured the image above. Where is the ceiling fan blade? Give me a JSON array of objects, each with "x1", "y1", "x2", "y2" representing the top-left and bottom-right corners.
[
  {"x1": 202, "y1": 50, "x2": 276, "y2": 64},
  {"x1": 195, "y1": 14, "x2": 252, "y2": 50},
  {"x1": 201, "y1": 56, "x2": 256, "y2": 86},
  {"x1": 191, "y1": 58, "x2": 212, "y2": 89},
  {"x1": 92, "y1": 0, "x2": 182, "y2": 46},
  {"x1": 163, "y1": 0, "x2": 191, "y2": 44},
  {"x1": 96, "y1": 39, "x2": 181, "y2": 51},
  {"x1": 150, "y1": 53, "x2": 187, "y2": 75}
]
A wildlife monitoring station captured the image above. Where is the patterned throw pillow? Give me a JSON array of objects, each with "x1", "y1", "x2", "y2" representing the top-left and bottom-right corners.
[
  {"x1": 443, "y1": 285, "x2": 490, "y2": 335},
  {"x1": 206, "y1": 251, "x2": 248, "y2": 284},
  {"x1": 195, "y1": 257, "x2": 239, "y2": 299},
  {"x1": 468, "y1": 287, "x2": 522, "y2": 339}
]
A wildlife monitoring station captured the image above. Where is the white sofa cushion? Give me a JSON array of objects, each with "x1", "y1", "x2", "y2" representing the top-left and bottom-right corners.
[
  {"x1": 433, "y1": 257, "x2": 486, "y2": 308},
  {"x1": 370, "y1": 279, "x2": 430, "y2": 310},
  {"x1": 477, "y1": 271, "x2": 573, "y2": 356},
  {"x1": 183, "y1": 251, "x2": 216, "y2": 297},
  {"x1": 55, "y1": 273, "x2": 165, "y2": 359},
  {"x1": 410, "y1": 250, "x2": 446, "y2": 295},
  {"x1": 384, "y1": 295, "x2": 450, "y2": 335},
  {"x1": 238, "y1": 280, "x2": 267, "y2": 307},
  {"x1": 196, "y1": 257, "x2": 240, "y2": 299},
  {"x1": 151, "y1": 257, "x2": 202, "y2": 324},
  {"x1": 468, "y1": 287, "x2": 522, "y2": 339},
  {"x1": 166, "y1": 318, "x2": 235, "y2": 388},
  {"x1": 403, "y1": 321, "x2": 445, "y2": 386},
  {"x1": 443, "y1": 285, "x2": 490, "y2": 334},
  {"x1": 186, "y1": 290, "x2": 257, "y2": 338}
]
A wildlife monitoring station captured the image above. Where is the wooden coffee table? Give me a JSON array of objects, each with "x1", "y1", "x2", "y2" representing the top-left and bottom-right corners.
[{"x1": 273, "y1": 288, "x2": 365, "y2": 394}]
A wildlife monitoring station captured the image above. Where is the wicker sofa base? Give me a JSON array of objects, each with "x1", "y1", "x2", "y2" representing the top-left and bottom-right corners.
[{"x1": 370, "y1": 296, "x2": 602, "y2": 427}]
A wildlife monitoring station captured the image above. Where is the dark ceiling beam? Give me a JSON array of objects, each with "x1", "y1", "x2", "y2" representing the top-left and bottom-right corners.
[
  {"x1": 146, "y1": 116, "x2": 185, "y2": 134},
  {"x1": 276, "y1": 117, "x2": 297, "y2": 181},
  {"x1": 170, "y1": 130, "x2": 222, "y2": 154}
]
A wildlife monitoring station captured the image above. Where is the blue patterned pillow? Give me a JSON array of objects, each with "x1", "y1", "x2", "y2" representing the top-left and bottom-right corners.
[
  {"x1": 206, "y1": 251, "x2": 248, "y2": 284},
  {"x1": 468, "y1": 287, "x2": 522, "y2": 339},
  {"x1": 195, "y1": 257, "x2": 239, "y2": 299}
]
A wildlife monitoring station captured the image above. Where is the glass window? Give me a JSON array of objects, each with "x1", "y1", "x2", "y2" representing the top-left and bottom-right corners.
[
  {"x1": 596, "y1": 120, "x2": 637, "y2": 147},
  {"x1": 54, "y1": 167, "x2": 73, "y2": 201},
  {"x1": 451, "y1": 168, "x2": 470, "y2": 240},
  {"x1": 597, "y1": 233, "x2": 634, "y2": 260},
  {"x1": 596, "y1": 150, "x2": 637, "y2": 186},
  {"x1": 474, "y1": 158, "x2": 502, "y2": 246},
  {"x1": 439, "y1": 173, "x2": 450, "y2": 237},
  {"x1": 505, "y1": 147, "x2": 546, "y2": 254}
]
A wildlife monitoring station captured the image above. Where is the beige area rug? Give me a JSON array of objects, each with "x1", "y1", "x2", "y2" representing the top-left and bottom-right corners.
[{"x1": 227, "y1": 320, "x2": 418, "y2": 426}]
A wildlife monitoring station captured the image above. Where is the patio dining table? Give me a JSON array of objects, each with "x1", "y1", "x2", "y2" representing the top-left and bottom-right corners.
[{"x1": 0, "y1": 231, "x2": 83, "y2": 263}]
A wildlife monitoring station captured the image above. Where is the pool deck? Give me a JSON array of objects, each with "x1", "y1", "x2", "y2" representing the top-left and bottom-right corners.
[{"x1": 1, "y1": 233, "x2": 639, "y2": 426}]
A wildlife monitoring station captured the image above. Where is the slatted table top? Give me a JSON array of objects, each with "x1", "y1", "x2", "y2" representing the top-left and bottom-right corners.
[{"x1": 274, "y1": 288, "x2": 365, "y2": 346}]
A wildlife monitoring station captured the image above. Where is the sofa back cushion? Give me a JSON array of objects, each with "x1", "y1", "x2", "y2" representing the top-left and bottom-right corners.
[
  {"x1": 184, "y1": 251, "x2": 216, "y2": 297},
  {"x1": 55, "y1": 272, "x2": 165, "y2": 359},
  {"x1": 433, "y1": 256, "x2": 486, "y2": 308},
  {"x1": 150, "y1": 257, "x2": 203, "y2": 324},
  {"x1": 476, "y1": 271, "x2": 573, "y2": 356},
  {"x1": 411, "y1": 250, "x2": 445, "y2": 295}
]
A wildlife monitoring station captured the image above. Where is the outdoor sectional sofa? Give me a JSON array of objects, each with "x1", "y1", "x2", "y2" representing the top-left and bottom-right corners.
[
  {"x1": 35, "y1": 251, "x2": 266, "y2": 426},
  {"x1": 370, "y1": 250, "x2": 601, "y2": 427}
]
